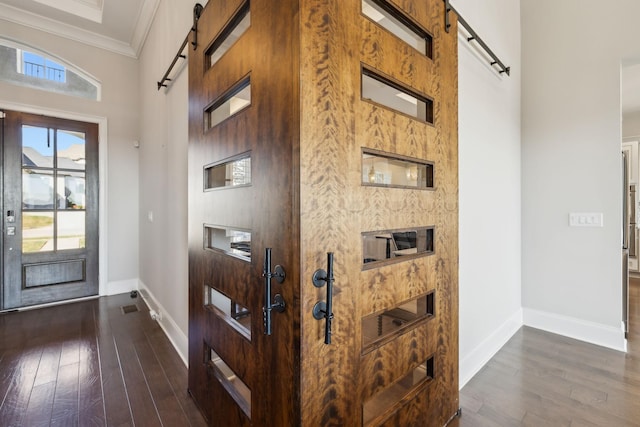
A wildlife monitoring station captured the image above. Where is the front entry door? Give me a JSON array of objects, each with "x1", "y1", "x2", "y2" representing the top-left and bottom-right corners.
[{"x1": 1, "y1": 111, "x2": 99, "y2": 309}]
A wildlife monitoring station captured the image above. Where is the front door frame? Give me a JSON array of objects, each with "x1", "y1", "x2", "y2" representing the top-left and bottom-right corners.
[{"x1": 0, "y1": 101, "x2": 109, "y2": 300}]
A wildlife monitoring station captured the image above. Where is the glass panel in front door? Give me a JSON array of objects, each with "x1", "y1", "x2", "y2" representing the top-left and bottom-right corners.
[{"x1": 21, "y1": 125, "x2": 86, "y2": 253}]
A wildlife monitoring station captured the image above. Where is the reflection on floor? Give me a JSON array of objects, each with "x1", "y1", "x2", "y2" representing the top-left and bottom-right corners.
[{"x1": 0, "y1": 293, "x2": 206, "y2": 426}]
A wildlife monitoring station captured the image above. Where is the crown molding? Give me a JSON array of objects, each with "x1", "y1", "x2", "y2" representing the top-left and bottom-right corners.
[
  {"x1": 130, "y1": 0, "x2": 159, "y2": 58},
  {"x1": 0, "y1": 2, "x2": 138, "y2": 58}
]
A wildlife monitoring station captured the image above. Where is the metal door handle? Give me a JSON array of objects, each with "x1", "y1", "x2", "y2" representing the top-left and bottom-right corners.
[
  {"x1": 262, "y1": 248, "x2": 286, "y2": 335},
  {"x1": 312, "y1": 252, "x2": 335, "y2": 344}
]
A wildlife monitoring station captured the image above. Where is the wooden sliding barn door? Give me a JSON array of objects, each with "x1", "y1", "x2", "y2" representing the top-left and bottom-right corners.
[
  {"x1": 297, "y1": 0, "x2": 459, "y2": 426},
  {"x1": 187, "y1": 0, "x2": 299, "y2": 425},
  {"x1": 188, "y1": 0, "x2": 458, "y2": 426}
]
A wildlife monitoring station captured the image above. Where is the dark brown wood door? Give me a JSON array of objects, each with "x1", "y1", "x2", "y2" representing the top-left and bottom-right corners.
[
  {"x1": 187, "y1": 1, "x2": 298, "y2": 426},
  {"x1": 1, "y1": 111, "x2": 99, "y2": 309}
]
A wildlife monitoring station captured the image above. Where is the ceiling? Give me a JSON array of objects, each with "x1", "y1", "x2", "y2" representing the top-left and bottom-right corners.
[{"x1": 0, "y1": 0, "x2": 159, "y2": 58}]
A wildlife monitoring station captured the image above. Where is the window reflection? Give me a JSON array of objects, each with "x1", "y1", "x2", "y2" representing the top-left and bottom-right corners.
[
  {"x1": 204, "y1": 285, "x2": 251, "y2": 340},
  {"x1": 205, "y1": 226, "x2": 252, "y2": 261},
  {"x1": 22, "y1": 212, "x2": 54, "y2": 253},
  {"x1": 207, "y1": 2, "x2": 251, "y2": 67},
  {"x1": 205, "y1": 155, "x2": 251, "y2": 189},
  {"x1": 362, "y1": 227, "x2": 434, "y2": 266},
  {"x1": 362, "y1": 292, "x2": 434, "y2": 349},
  {"x1": 362, "y1": 356, "x2": 434, "y2": 426},
  {"x1": 57, "y1": 173, "x2": 85, "y2": 209},
  {"x1": 361, "y1": 0, "x2": 432, "y2": 57},
  {"x1": 57, "y1": 211, "x2": 85, "y2": 250},
  {"x1": 57, "y1": 129, "x2": 86, "y2": 171},
  {"x1": 208, "y1": 347, "x2": 252, "y2": 419},
  {"x1": 206, "y1": 80, "x2": 251, "y2": 129},
  {"x1": 362, "y1": 150, "x2": 433, "y2": 188},
  {"x1": 23, "y1": 170, "x2": 54, "y2": 209},
  {"x1": 362, "y1": 68, "x2": 433, "y2": 123},
  {"x1": 21, "y1": 124, "x2": 87, "y2": 253}
]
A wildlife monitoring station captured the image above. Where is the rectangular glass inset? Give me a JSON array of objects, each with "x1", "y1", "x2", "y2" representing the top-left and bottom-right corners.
[
  {"x1": 363, "y1": 227, "x2": 434, "y2": 266},
  {"x1": 57, "y1": 172, "x2": 85, "y2": 209},
  {"x1": 205, "y1": 225, "x2": 251, "y2": 261},
  {"x1": 362, "y1": 68, "x2": 433, "y2": 123},
  {"x1": 361, "y1": 0, "x2": 432, "y2": 57},
  {"x1": 57, "y1": 211, "x2": 85, "y2": 250},
  {"x1": 362, "y1": 292, "x2": 434, "y2": 348},
  {"x1": 362, "y1": 356, "x2": 434, "y2": 426},
  {"x1": 22, "y1": 212, "x2": 54, "y2": 253},
  {"x1": 56, "y1": 129, "x2": 86, "y2": 170},
  {"x1": 23, "y1": 170, "x2": 54, "y2": 209},
  {"x1": 204, "y1": 285, "x2": 251, "y2": 340},
  {"x1": 22, "y1": 125, "x2": 53, "y2": 167},
  {"x1": 362, "y1": 150, "x2": 433, "y2": 188},
  {"x1": 207, "y1": 2, "x2": 251, "y2": 68},
  {"x1": 205, "y1": 78, "x2": 251, "y2": 129},
  {"x1": 205, "y1": 155, "x2": 251, "y2": 189},
  {"x1": 208, "y1": 347, "x2": 251, "y2": 419}
]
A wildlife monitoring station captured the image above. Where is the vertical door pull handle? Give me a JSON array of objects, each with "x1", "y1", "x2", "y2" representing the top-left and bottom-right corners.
[
  {"x1": 263, "y1": 248, "x2": 286, "y2": 335},
  {"x1": 312, "y1": 252, "x2": 335, "y2": 344}
]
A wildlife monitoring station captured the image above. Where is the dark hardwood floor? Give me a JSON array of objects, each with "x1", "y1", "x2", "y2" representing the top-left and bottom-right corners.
[
  {"x1": 2, "y1": 279, "x2": 639, "y2": 426},
  {"x1": 459, "y1": 277, "x2": 640, "y2": 426},
  {"x1": 0, "y1": 293, "x2": 206, "y2": 427}
]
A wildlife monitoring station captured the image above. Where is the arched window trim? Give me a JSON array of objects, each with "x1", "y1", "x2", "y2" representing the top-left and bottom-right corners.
[{"x1": 0, "y1": 37, "x2": 102, "y2": 101}]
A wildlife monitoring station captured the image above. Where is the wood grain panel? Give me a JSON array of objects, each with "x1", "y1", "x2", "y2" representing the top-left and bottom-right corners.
[
  {"x1": 299, "y1": 0, "x2": 458, "y2": 425},
  {"x1": 361, "y1": 258, "x2": 436, "y2": 315},
  {"x1": 299, "y1": 0, "x2": 361, "y2": 425}
]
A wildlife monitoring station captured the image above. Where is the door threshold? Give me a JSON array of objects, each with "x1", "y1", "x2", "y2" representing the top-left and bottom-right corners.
[{"x1": 0, "y1": 294, "x2": 100, "y2": 314}]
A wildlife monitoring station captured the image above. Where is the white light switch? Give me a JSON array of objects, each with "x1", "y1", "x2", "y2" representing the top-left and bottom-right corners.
[
  {"x1": 569, "y1": 212, "x2": 603, "y2": 227},
  {"x1": 148, "y1": 211, "x2": 154, "y2": 222}
]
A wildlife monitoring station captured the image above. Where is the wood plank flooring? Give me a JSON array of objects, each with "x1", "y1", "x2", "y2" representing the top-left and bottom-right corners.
[
  {"x1": 2, "y1": 281, "x2": 639, "y2": 426},
  {"x1": 459, "y1": 277, "x2": 640, "y2": 426},
  {"x1": 0, "y1": 293, "x2": 206, "y2": 427}
]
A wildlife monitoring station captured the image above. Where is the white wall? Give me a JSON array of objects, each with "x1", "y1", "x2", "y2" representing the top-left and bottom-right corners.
[
  {"x1": 452, "y1": 0, "x2": 522, "y2": 387},
  {"x1": 137, "y1": 0, "x2": 198, "y2": 362},
  {"x1": 623, "y1": 111, "x2": 640, "y2": 138},
  {"x1": 0, "y1": 19, "x2": 140, "y2": 294},
  {"x1": 521, "y1": 0, "x2": 640, "y2": 351}
]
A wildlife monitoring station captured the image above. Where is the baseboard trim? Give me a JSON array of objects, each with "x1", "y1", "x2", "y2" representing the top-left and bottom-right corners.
[
  {"x1": 523, "y1": 308, "x2": 627, "y2": 352},
  {"x1": 105, "y1": 278, "x2": 138, "y2": 296},
  {"x1": 138, "y1": 281, "x2": 188, "y2": 367},
  {"x1": 459, "y1": 309, "x2": 523, "y2": 389}
]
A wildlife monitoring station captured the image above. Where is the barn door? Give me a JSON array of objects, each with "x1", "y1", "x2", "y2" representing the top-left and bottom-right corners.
[
  {"x1": 187, "y1": 1, "x2": 299, "y2": 425},
  {"x1": 297, "y1": 1, "x2": 459, "y2": 426}
]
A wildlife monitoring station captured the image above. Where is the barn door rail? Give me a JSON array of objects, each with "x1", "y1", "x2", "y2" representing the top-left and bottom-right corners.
[
  {"x1": 157, "y1": 3, "x2": 204, "y2": 90},
  {"x1": 443, "y1": 0, "x2": 510, "y2": 76},
  {"x1": 312, "y1": 252, "x2": 335, "y2": 345}
]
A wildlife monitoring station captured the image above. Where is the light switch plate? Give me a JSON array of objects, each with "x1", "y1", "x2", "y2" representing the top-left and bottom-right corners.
[{"x1": 569, "y1": 212, "x2": 603, "y2": 227}]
